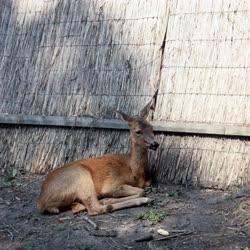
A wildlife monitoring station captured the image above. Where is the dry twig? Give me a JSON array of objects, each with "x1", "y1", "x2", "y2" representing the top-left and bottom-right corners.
[
  {"x1": 148, "y1": 231, "x2": 194, "y2": 250},
  {"x1": 0, "y1": 229, "x2": 14, "y2": 240},
  {"x1": 81, "y1": 215, "x2": 99, "y2": 230},
  {"x1": 108, "y1": 237, "x2": 132, "y2": 249},
  {"x1": 154, "y1": 230, "x2": 194, "y2": 241}
]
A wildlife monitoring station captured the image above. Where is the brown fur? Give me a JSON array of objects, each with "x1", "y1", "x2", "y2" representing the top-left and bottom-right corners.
[{"x1": 37, "y1": 101, "x2": 159, "y2": 215}]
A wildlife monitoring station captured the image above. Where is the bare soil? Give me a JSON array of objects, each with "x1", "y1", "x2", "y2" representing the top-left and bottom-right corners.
[{"x1": 0, "y1": 173, "x2": 249, "y2": 250}]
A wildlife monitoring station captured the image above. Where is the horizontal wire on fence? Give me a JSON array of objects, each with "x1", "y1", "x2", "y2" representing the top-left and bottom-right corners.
[
  {"x1": 0, "y1": 53, "x2": 162, "y2": 72},
  {"x1": 9, "y1": 141, "x2": 130, "y2": 151},
  {"x1": 157, "y1": 92, "x2": 250, "y2": 97},
  {"x1": 1, "y1": 91, "x2": 249, "y2": 98},
  {"x1": 38, "y1": 42, "x2": 160, "y2": 48},
  {"x1": 3, "y1": 140, "x2": 250, "y2": 155},
  {"x1": 165, "y1": 37, "x2": 250, "y2": 43},
  {"x1": 9, "y1": 0, "x2": 249, "y2": 17},
  {"x1": 10, "y1": 11, "x2": 161, "y2": 22},
  {"x1": 36, "y1": 16, "x2": 161, "y2": 25},
  {"x1": 16, "y1": 92, "x2": 154, "y2": 97},
  {"x1": 169, "y1": 9, "x2": 249, "y2": 16},
  {"x1": 0, "y1": 58, "x2": 250, "y2": 72},
  {"x1": 1, "y1": 57, "x2": 249, "y2": 71},
  {"x1": 37, "y1": 36, "x2": 250, "y2": 48},
  {"x1": 0, "y1": 33, "x2": 28, "y2": 37},
  {"x1": 162, "y1": 65, "x2": 250, "y2": 69},
  {"x1": 157, "y1": 119, "x2": 249, "y2": 126},
  {"x1": 23, "y1": 143, "x2": 129, "y2": 151},
  {"x1": 0, "y1": 55, "x2": 30, "y2": 59},
  {"x1": 0, "y1": 32, "x2": 248, "y2": 42},
  {"x1": 162, "y1": 147, "x2": 250, "y2": 155},
  {"x1": 1, "y1": 35, "x2": 249, "y2": 46},
  {"x1": 0, "y1": 57, "x2": 249, "y2": 72}
]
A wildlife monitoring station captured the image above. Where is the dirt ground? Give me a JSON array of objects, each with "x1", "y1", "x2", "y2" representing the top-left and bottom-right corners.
[{"x1": 0, "y1": 173, "x2": 249, "y2": 250}]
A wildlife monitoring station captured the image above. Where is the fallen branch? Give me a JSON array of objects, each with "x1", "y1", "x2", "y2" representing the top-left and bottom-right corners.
[
  {"x1": 153, "y1": 230, "x2": 194, "y2": 241},
  {"x1": 81, "y1": 215, "x2": 98, "y2": 230},
  {"x1": 148, "y1": 230, "x2": 194, "y2": 250},
  {"x1": 148, "y1": 231, "x2": 194, "y2": 250},
  {"x1": 135, "y1": 234, "x2": 153, "y2": 242},
  {"x1": 106, "y1": 238, "x2": 121, "y2": 250},
  {"x1": 90, "y1": 229, "x2": 117, "y2": 237},
  {"x1": 2, "y1": 222, "x2": 18, "y2": 234},
  {"x1": 58, "y1": 216, "x2": 71, "y2": 222},
  {"x1": 108, "y1": 237, "x2": 133, "y2": 249},
  {"x1": 0, "y1": 228, "x2": 14, "y2": 240}
]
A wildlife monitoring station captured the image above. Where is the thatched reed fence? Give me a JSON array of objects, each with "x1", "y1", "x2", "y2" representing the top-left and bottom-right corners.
[{"x1": 0, "y1": 0, "x2": 249, "y2": 189}]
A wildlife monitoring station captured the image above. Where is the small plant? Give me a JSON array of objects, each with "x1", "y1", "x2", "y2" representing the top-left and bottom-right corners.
[
  {"x1": 166, "y1": 191, "x2": 178, "y2": 198},
  {"x1": 242, "y1": 247, "x2": 250, "y2": 250},
  {"x1": 5, "y1": 168, "x2": 18, "y2": 181},
  {"x1": 138, "y1": 210, "x2": 166, "y2": 224},
  {"x1": 144, "y1": 186, "x2": 158, "y2": 194},
  {"x1": 77, "y1": 245, "x2": 96, "y2": 250},
  {"x1": 57, "y1": 223, "x2": 66, "y2": 231},
  {"x1": 1, "y1": 167, "x2": 18, "y2": 187},
  {"x1": 22, "y1": 245, "x2": 36, "y2": 250},
  {"x1": 224, "y1": 195, "x2": 233, "y2": 201}
]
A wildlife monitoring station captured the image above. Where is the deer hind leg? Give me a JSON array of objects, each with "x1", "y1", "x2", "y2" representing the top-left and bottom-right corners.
[
  {"x1": 75, "y1": 168, "x2": 111, "y2": 216},
  {"x1": 71, "y1": 202, "x2": 86, "y2": 214},
  {"x1": 41, "y1": 200, "x2": 66, "y2": 214},
  {"x1": 82, "y1": 197, "x2": 112, "y2": 216}
]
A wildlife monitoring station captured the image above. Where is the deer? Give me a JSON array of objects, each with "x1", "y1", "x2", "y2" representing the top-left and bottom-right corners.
[{"x1": 36, "y1": 95, "x2": 159, "y2": 216}]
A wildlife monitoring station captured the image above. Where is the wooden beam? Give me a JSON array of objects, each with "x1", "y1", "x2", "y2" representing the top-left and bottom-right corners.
[
  {"x1": 0, "y1": 113, "x2": 249, "y2": 137},
  {"x1": 152, "y1": 121, "x2": 250, "y2": 137}
]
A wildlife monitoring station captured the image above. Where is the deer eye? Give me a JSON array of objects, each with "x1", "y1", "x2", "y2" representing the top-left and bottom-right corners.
[{"x1": 135, "y1": 130, "x2": 142, "y2": 135}]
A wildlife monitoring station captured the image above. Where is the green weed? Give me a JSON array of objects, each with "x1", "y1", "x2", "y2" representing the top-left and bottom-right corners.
[{"x1": 138, "y1": 210, "x2": 166, "y2": 224}]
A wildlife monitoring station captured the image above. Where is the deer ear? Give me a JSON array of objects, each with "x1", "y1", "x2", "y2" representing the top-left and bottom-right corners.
[
  {"x1": 116, "y1": 111, "x2": 133, "y2": 122},
  {"x1": 140, "y1": 90, "x2": 158, "y2": 119}
]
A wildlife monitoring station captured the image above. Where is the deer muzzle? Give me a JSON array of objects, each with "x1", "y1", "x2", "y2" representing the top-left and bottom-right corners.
[{"x1": 149, "y1": 141, "x2": 159, "y2": 151}]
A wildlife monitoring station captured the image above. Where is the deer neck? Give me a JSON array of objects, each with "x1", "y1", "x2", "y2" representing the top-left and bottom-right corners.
[{"x1": 129, "y1": 139, "x2": 149, "y2": 176}]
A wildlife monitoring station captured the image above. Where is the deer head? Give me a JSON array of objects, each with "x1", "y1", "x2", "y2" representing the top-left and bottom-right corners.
[{"x1": 117, "y1": 92, "x2": 159, "y2": 151}]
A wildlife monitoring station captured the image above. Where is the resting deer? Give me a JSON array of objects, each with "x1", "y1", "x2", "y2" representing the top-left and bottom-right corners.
[{"x1": 36, "y1": 96, "x2": 159, "y2": 215}]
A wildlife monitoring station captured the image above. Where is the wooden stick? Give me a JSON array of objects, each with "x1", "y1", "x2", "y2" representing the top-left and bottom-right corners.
[
  {"x1": 153, "y1": 230, "x2": 194, "y2": 241},
  {"x1": 81, "y1": 215, "x2": 99, "y2": 230}
]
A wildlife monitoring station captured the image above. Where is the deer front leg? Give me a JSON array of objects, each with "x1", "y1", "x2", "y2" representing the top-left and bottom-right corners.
[
  {"x1": 112, "y1": 184, "x2": 145, "y2": 197},
  {"x1": 99, "y1": 185, "x2": 144, "y2": 205},
  {"x1": 107, "y1": 197, "x2": 152, "y2": 212},
  {"x1": 99, "y1": 195, "x2": 141, "y2": 205},
  {"x1": 99, "y1": 184, "x2": 152, "y2": 210}
]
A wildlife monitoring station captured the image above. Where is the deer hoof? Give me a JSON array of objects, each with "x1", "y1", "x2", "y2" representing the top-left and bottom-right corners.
[
  {"x1": 135, "y1": 197, "x2": 153, "y2": 206},
  {"x1": 143, "y1": 197, "x2": 154, "y2": 204},
  {"x1": 47, "y1": 207, "x2": 60, "y2": 214}
]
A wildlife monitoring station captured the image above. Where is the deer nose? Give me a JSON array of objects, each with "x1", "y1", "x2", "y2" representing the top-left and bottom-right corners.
[
  {"x1": 149, "y1": 141, "x2": 159, "y2": 150},
  {"x1": 153, "y1": 141, "x2": 159, "y2": 148}
]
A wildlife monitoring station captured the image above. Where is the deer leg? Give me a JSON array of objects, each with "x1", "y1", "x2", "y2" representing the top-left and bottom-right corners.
[
  {"x1": 100, "y1": 185, "x2": 149, "y2": 206},
  {"x1": 108, "y1": 197, "x2": 152, "y2": 212},
  {"x1": 43, "y1": 200, "x2": 65, "y2": 214},
  {"x1": 47, "y1": 207, "x2": 60, "y2": 214},
  {"x1": 75, "y1": 169, "x2": 111, "y2": 216},
  {"x1": 112, "y1": 184, "x2": 145, "y2": 198},
  {"x1": 71, "y1": 202, "x2": 86, "y2": 214},
  {"x1": 99, "y1": 194, "x2": 141, "y2": 205}
]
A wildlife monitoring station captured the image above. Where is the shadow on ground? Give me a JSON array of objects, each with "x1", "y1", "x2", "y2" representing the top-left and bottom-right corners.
[{"x1": 0, "y1": 173, "x2": 249, "y2": 250}]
